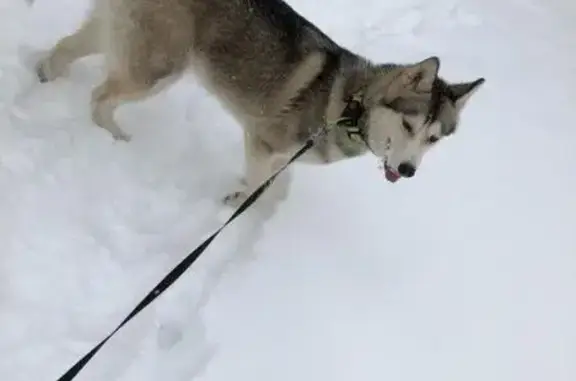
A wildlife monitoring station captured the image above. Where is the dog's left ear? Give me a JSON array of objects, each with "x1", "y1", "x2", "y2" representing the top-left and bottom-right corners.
[
  {"x1": 449, "y1": 78, "x2": 485, "y2": 110},
  {"x1": 394, "y1": 56, "x2": 440, "y2": 93}
]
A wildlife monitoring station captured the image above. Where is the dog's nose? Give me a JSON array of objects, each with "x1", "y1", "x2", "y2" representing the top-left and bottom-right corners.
[{"x1": 398, "y1": 162, "x2": 416, "y2": 178}]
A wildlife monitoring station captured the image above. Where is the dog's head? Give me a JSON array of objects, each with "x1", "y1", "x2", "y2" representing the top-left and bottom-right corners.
[{"x1": 358, "y1": 56, "x2": 484, "y2": 182}]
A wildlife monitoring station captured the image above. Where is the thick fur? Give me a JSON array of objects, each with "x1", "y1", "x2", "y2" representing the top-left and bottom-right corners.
[{"x1": 34, "y1": 0, "x2": 485, "y2": 205}]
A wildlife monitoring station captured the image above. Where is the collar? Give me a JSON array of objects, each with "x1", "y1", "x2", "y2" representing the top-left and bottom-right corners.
[{"x1": 335, "y1": 95, "x2": 371, "y2": 151}]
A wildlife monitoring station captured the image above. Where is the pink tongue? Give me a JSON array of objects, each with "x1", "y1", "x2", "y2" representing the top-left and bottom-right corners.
[{"x1": 385, "y1": 168, "x2": 400, "y2": 183}]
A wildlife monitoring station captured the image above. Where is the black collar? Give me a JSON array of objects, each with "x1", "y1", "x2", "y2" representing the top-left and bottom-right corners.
[
  {"x1": 337, "y1": 96, "x2": 364, "y2": 127},
  {"x1": 336, "y1": 96, "x2": 370, "y2": 148}
]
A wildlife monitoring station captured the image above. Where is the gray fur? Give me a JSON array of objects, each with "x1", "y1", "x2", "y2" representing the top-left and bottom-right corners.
[{"x1": 33, "y1": 0, "x2": 485, "y2": 205}]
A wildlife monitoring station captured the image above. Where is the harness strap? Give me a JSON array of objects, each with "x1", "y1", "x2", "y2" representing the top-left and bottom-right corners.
[{"x1": 337, "y1": 94, "x2": 371, "y2": 152}]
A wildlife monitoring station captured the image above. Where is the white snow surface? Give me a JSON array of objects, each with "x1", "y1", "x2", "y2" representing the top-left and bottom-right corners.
[{"x1": 1, "y1": 0, "x2": 575, "y2": 380}]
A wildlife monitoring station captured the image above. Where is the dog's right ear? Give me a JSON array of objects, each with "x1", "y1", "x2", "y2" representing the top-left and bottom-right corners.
[
  {"x1": 395, "y1": 56, "x2": 440, "y2": 92},
  {"x1": 448, "y1": 78, "x2": 486, "y2": 110}
]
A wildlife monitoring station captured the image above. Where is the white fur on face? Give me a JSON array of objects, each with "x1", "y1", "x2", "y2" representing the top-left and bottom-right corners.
[
  {"x1": 366, "y1": 107, "x2": 401, "y2": 157},
  {"x1": 367, "y1": 107, "x2": 442, "y2": 173}
]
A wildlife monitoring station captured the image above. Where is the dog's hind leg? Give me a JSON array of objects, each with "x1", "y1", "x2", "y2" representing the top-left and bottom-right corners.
[
  {"x1": 90, "y1": 68, "x2": 182, "y2": 141},
  {"x1": 36, "y1": 13, "x2": 101, "y2": 82},
  {"x1": 89, "y1": 2, "x2": 194, "y2": 140}
]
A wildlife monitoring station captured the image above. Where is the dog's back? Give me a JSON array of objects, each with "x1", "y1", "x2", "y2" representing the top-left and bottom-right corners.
[
  {"x1": 33, "y1": 0, "x2": 352, "y2": 140},
  {"x1": 184, "y1": 0, "x2": 348, "y2": 116},
  {"x1": 94, "y1": 0, "x2": 348, "y2": 121}
]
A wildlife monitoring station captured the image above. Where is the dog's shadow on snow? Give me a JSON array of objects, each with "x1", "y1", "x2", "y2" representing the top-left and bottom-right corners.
[
  {"x1": 151, "y1": 197, "x2": 280, "y2": 380},
  {"x1": 198, "y1": 199, "x2": 279, "y2": 306}
]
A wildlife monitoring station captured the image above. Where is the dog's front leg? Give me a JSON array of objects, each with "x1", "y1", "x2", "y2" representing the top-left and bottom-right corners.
[{"x1": 223, "y1": 132, "x2": 292, "y2": 207}]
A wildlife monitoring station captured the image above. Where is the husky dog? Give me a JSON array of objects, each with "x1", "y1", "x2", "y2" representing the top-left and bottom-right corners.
[{"x1": 34, "y1": 0, "x2": 484, "y2": 205}]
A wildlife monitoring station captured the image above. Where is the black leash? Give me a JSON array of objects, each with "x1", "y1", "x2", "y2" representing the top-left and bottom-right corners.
[
  {"x1": 54, "y1": 96, "x2": 365, "y2": 381},
  {"x1": 55, "y1": 139, "x2": 315, "y2": 381}
]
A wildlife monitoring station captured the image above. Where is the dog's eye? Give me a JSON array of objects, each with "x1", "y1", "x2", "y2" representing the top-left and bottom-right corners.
[
  {"x1": 427, "y1": 136, "x2": 439, "y2": 144},
  {"x1": 402, "y1": 120, "x2": 414, "y2": 134}
]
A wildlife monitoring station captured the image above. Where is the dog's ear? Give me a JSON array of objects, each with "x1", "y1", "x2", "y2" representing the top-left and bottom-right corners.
[
  {"x1": 448, "y1": 78, "x2": 485, "y2": 110},
  {"x1": 395, "y1": 56, "x2": 440, "y2": 92}
]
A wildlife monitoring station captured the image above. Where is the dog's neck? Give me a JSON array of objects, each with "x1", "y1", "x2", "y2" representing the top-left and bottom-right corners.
[
  {"x1": 320, "y1": 75, "x2": 371, "y2": 159},
  {"x1": 323, "y1": 60, "x2": 375, "y2": 156}
]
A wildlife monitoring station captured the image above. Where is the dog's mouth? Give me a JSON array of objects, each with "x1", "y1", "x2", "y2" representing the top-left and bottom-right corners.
[
  {"x1": 383, "y1": 163, "x2": 400, "y2": 183},
  {"x1": 375, "y1": 138, "x2": 400, "y2": 183},
  {"x1": 379, "y1": 159, "x2": 400, "y2": 183}
]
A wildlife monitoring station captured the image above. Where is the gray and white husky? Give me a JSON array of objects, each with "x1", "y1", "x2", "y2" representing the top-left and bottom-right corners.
[{"x1": 32, "y1": 0, "x2": 485, "y2": 205}]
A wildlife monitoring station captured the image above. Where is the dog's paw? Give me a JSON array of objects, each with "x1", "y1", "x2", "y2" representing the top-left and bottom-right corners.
[
  {"x1": 112, "y1": 131, "x2": 132, "y2": 142},
  {"x1": 35, "y1": 59, "x2": 59, "y2": 83},
  {"x1": 222, "y1": 191, "x2": 248, "y2": 207}
]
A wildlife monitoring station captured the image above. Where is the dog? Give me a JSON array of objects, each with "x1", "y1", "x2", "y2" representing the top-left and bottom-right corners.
[{"x1": 32, "y1": 0, "x2": 485, "y2": 205}]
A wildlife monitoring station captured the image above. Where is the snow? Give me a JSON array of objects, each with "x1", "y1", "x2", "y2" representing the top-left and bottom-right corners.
[{"x1": 1, "y1": 0, "x2": 575, "y2": 380}]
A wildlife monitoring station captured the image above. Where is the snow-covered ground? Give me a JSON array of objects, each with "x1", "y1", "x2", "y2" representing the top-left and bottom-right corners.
[{"x1": 1, "y1": 0, "x2": 575, "y2": 380}]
